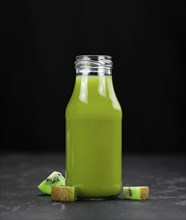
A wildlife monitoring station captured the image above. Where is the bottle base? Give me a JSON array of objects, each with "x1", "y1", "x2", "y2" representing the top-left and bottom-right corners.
[
  {"x1": 72, "y1": 183, "x2": 122, "y2": 199},
  {"x1": 77, "y1": 194, "x2": 120, "y2": 200}
]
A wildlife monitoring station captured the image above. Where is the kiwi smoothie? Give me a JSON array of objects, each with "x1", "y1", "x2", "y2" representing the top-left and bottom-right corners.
[{"x1": 65, "y1": 56, "x2": 122, "y2": 198}]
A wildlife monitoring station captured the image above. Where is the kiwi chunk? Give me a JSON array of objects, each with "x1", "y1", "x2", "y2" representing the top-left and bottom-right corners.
[
  {"x1": 38, "y1": 171, "x2": 65, "y2": 195},
  {"x1": 52, "y1": 186, "x2": 77, "y2": 202},
  {"x1": 123, "y1": 186, "x2": 149, "y2": 200}
]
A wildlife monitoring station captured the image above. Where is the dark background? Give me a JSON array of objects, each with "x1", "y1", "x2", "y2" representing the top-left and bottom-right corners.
[{"x1": 2, "y1": 0, "x2": 185, "y2": 153}]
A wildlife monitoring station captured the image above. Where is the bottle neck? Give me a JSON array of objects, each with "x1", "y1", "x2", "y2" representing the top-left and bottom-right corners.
[
  {"x1": 76, "y1": 68, "x2": 112, "y2": 76},
  {"x1": 73, "y1": 74, "x2": 121, "y2": 110}
]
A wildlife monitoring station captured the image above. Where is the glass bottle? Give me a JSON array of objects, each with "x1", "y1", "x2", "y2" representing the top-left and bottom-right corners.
[{"x1": 65, "y1": 55, "x2": 122, "y2": 198}]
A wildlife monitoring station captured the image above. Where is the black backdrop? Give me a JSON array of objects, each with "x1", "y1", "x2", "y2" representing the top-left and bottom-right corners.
[{"x1": 2, "y1": 0, "x2": 185, "y2": 153}]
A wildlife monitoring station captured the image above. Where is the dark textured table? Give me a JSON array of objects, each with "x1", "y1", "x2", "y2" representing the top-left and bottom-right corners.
[{"x1": 0, "y1": 153, "x2": 185, "y2": 220}]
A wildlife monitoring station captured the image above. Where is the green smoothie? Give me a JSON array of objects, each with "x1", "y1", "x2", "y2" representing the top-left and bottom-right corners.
[{"x1": 65, "y1": 75, "x2": 122, "y2": 198}]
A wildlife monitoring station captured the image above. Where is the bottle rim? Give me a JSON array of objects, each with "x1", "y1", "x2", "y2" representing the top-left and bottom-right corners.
[{"x1": 76, "y1": 55, "x2": 112, "y2": 60}]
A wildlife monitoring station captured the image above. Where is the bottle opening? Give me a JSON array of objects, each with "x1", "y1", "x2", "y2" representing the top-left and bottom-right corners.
[{"x1": 75, "y1": 55, "x2": 113, "y2": 75}]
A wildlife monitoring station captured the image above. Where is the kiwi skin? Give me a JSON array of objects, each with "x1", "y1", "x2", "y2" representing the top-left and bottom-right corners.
[{"x1": 38, "y1": 171, "x2": 65, "y2": 195}]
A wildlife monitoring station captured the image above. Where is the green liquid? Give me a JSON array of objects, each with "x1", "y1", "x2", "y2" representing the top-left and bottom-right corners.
[{"x1": 65, "y1": 75, "x2": 122, "y2": 198}]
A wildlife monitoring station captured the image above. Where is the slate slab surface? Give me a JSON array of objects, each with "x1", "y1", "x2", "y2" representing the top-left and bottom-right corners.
[{"x1": 0, "y1": 153, "x2": 185, "y2": 220}]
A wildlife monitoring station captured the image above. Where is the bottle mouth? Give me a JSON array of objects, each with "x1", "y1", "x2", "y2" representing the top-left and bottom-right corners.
[{"x1": 75, "y1": 55, "x2": 113, "y2": 70}]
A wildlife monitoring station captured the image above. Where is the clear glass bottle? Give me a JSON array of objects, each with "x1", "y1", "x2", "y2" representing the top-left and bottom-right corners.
[{"x1": 65, "y1": 55, "x2": 122, "y2": 198}]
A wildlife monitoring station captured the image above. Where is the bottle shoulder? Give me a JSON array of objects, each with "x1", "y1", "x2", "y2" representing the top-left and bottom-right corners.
[{"x1": 66, "y1": 97, "x2": 122, "y2": 119}]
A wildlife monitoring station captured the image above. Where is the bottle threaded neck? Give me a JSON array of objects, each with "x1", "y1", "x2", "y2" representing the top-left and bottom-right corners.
[{"x1": 75, "y1": 55, "x2": 113, "y2": 75}]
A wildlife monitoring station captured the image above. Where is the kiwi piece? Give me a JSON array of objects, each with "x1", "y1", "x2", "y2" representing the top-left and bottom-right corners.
[
  {"x1": 51, "y1": 185, "x2": 77, "y2": 202},
  {"x1": 38, "y1": 171, "x2": 65, "y2": 195}
]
